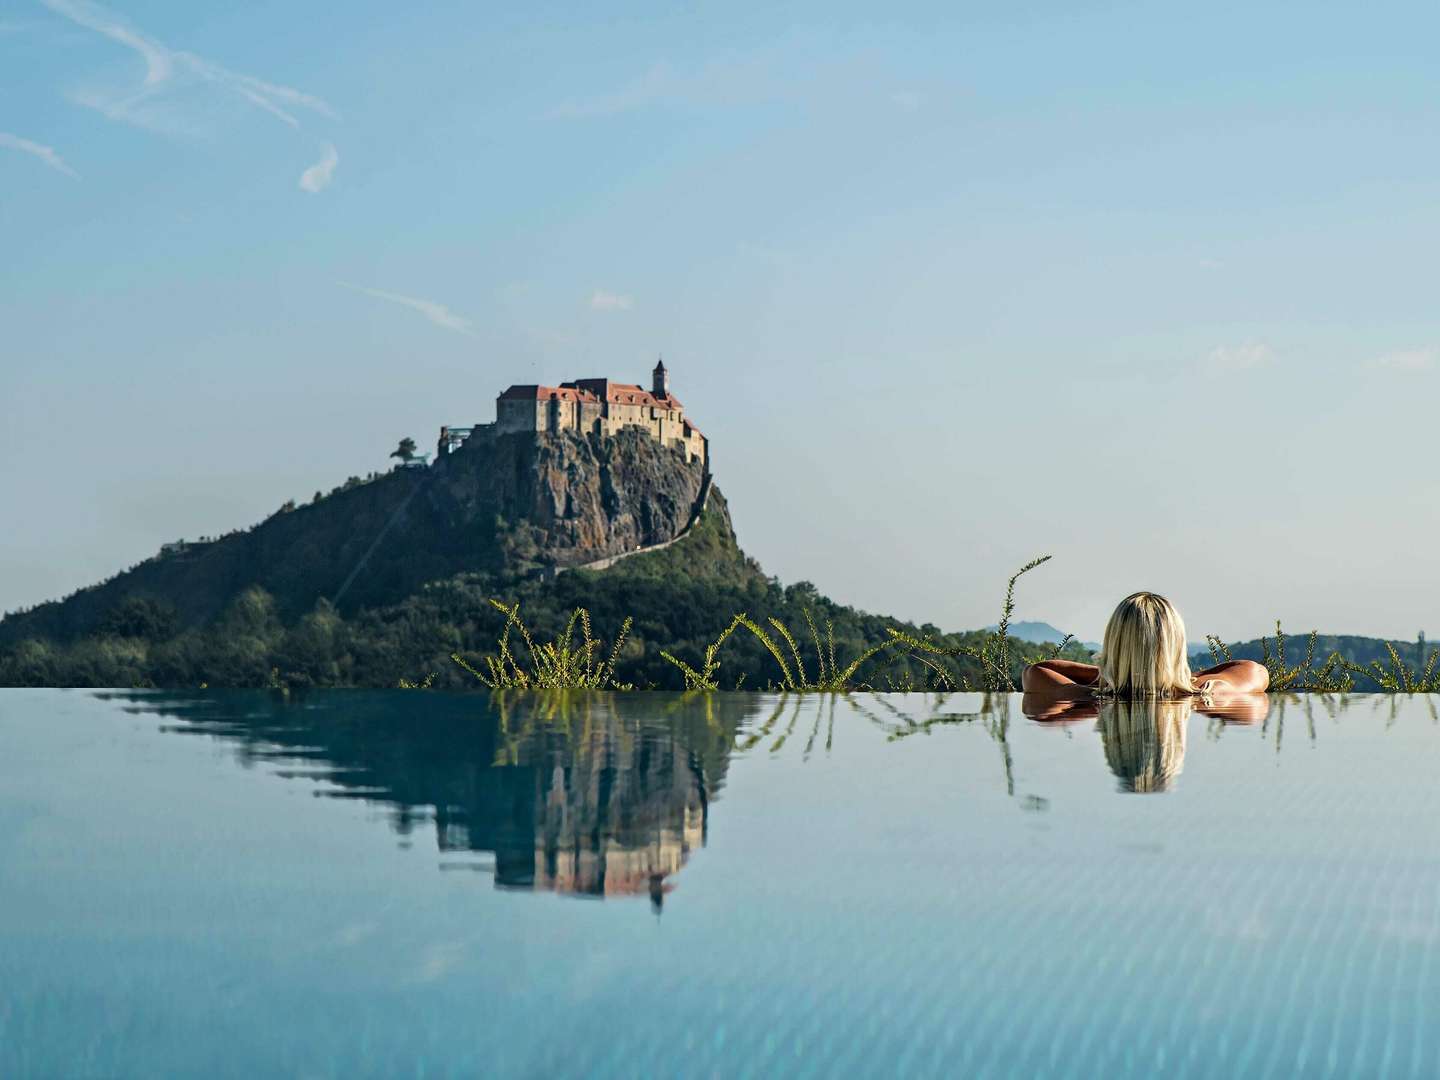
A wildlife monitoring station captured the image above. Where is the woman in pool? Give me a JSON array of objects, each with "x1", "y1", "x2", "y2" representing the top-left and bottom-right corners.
[{"x1": 1021, "y1": 590, "x2": 1269, "y2": 698}]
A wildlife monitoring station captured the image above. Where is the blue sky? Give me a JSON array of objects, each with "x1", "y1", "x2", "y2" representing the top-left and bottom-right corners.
[{"x1": 3, "y1": 0, "x2": 1439, "y2": 641}]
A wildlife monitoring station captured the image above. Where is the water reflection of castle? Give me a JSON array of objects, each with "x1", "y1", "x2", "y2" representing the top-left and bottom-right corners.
[
  {"x1": 441, "y1": 714, "x2": 713, "y2": 907},
  {"x1": 119, "y1": 691, "x2": 747, "y2": 908}
]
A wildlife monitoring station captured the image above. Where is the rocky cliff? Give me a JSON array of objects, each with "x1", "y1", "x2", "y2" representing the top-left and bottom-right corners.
[{"x1": 0, "y1": 428, "x2": 709, "y2": 645}]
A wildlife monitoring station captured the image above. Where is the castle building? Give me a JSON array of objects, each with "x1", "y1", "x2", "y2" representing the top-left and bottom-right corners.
[{"x1": 487, "y1": 359, "x2": 707, "y2": 465}]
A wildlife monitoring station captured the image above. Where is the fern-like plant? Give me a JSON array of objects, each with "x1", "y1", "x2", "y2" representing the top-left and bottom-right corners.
[
  {"x1": 887, "y1": 554, "x2": 1053, "y2": 692},
  {"x1": 1256, "y1": 623, "x2": 1352, "y2": 693},
  {"x1": 1342, "y1": 639, "x2": 1440, "y2": 692},
  {"x1": 451, "y1": 600, "x2": 633, "y2": 690}
]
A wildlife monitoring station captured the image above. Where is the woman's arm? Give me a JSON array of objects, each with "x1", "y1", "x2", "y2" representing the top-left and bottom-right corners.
[
  {"x1": 1021, "y1": 659, "x2": 1099, "y2": 695},
  {"x1": 1193, "y1": 659, "x2": 1270, "y2": 693}
]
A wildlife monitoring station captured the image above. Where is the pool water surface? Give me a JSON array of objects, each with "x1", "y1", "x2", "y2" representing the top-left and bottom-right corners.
[{"x1": 1, "y1": 689, "x2": 1437, "y2": 1077}]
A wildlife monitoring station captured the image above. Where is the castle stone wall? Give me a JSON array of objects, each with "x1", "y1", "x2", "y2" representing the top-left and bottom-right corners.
[{"x1": 493, "y1": 370, "x2": 708, "y2": 467}]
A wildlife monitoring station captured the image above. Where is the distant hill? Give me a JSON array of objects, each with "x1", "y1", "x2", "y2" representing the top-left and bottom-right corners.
[
  {"x1": 0, "y1": 429, "x2": 1088, "y2": 690},
  {"x1": 987, "y1": 620, "x2": 1101, "y2": 651},
  {"x1": 1190, "y1": 632, "x2": 1434, "y2": 672}
]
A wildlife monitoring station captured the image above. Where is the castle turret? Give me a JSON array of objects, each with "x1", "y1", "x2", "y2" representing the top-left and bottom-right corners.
[{"x1": 652, "y1": 357, "x2": 669, "y2": 398}]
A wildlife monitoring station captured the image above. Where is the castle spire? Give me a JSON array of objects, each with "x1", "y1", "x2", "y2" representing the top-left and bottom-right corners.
[{"x1": 652, "y1": 355, "x2": 669, "y2": 397}]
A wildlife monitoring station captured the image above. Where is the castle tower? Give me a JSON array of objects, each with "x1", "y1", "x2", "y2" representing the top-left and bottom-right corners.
[{"x1": 652, "y1": 357, "x2": 669, "y2": 398}]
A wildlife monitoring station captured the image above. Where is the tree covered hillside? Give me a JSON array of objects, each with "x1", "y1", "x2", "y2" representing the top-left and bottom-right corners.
[{"x1": 0, "y1": 491, "x2": 1088, "y2": 690}]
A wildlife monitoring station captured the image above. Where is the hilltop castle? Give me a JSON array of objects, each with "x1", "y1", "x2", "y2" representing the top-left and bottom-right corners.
[{"x1": 440, "y1": 360, "x2": 708, "y2": 466}]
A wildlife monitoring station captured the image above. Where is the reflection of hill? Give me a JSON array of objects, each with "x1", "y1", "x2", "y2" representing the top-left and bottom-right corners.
[{"x1": 108, "y1": 690, "x2": 752, "y2": 906}]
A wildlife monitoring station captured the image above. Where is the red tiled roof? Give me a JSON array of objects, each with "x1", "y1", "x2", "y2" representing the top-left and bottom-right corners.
[
  {"x1": 498, "y1": 384, "x2": 599, "y2": 403},
  {"x1": 501, "y1": 376, "x2": 683, "y2": 410},
  {"x1": 683, "y1": 418, "x2": 703, "y2": 436},
  {"x1": 604, "y1": 383, "x2": 686, "y2": 409},
  {"x1": 558, "y1": 378, "x2": 684, "y2": 410}
]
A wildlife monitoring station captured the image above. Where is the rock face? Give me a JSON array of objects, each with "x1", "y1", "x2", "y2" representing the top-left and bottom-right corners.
[
  {"x1": 439, "y1": 426, "x2": 707, "y2": 565},
  {"x1": 0, "y1": 428, "x2": 710, "y2": 644}
]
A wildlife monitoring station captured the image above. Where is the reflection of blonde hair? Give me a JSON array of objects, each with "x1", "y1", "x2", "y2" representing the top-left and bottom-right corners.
[
  {"x1": 1099, "y1": 699, "x2": 1190, "y2": 794},
  {"x1": 1097, "y1": 592, "x2": 1195, "y2": 698}
]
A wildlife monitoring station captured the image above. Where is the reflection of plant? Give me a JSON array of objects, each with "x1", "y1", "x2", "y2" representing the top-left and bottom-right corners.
[
  {"x1": 451, "y1": 601, "x2": 633, "y2": 690},
  {"x1": 488, "y1": 689, "x2": 623, "y2": 766},
  {"x1": 736, "y1": 695, "x2": 795, "y2": 751},
  {"x1": 734, "y1": 692, "x2": 1020, "y2": 793}
]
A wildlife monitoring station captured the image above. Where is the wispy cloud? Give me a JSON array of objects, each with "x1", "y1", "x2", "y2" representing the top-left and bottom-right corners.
[
  {"x1": 1368, "y1": 348, "x2": 1435, "y2": 373},
  {"x1": 0, "y1": 132, "x2": 79, "y2": 178},
  {"x1": 298, "y1": 142, "x2": 337, "y2": 193},
  {"x1": 41, "y1": 0, "x2": 334, "y2": 134},
  {"x1": 889, "y1": 91, "x2": 924, "y2": 111},
  {"x1": 339, "y1": 282, "x2": 475, "y2": 337},
  {"x1": 1199, "y1": 342, "x2": 1274, "y2": 373},
  {"x1": 589, "y1": 289, "x2": 633, "y2": 311}
]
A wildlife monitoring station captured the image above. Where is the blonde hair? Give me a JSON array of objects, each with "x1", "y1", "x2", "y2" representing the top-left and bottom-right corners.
[
  {"x1": 1097, "y1": 591, "x2": 1196, "y2": 698},
  {"x1": 1099, "y1": 698, "x2": 1190, "y2": 794}
]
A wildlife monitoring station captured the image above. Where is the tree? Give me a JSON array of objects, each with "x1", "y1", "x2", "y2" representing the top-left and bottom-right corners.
[
  {"x1": 97, "y1": 596, "x2": 179, "y2": 641},
  {"x1": 390, "y1": 437, "x2": 418, "y2": 463}
]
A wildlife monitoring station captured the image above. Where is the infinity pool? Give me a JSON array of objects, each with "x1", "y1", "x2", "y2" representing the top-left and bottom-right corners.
[{"x1": 2, "y1": 689, "x2": 1438, "y2": 1077}]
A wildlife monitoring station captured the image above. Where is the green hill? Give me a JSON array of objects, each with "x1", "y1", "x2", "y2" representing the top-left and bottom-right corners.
[
  {"x1": 1192, "y1": 631, "x2": 1435, "y2": 675},
  {"x1": 0, "y1": 432, "x2": 1085, "y2": 690}
]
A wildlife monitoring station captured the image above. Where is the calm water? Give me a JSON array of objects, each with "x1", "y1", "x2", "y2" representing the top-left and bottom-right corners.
[{"x1": 2, "y1": 689, "x2": 1439, "y2": 1077}]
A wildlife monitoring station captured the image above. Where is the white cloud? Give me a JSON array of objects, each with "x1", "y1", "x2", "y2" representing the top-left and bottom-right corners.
[
  {"x1": 1198, "y1": 258, "x2": 1224, "y2": 270},
  {"x1": 1369, "y1": 348, "x2": 1435, "y2": 373},
  {"x1": 1199, "y1": 342, "x2": 1275, "y2": 373},
  {"x1": 890, "y1": 91, "x2": 924, "y2": 111},
  {"x1": 41, "y1": 0, "x2": 334, "y2": 134},
  {"x1": 0, "y1": 132, "x2": 79, "y2": 178},
  {"x1": 339, "y1": 282, "x2": 475, "y2": 337},
  {"x1": 589, "y1": 289, "x2": 633, "y2": 311},
  {"x1": 298, "y1": 142, "x2": 337, "y2": 193},
  {"x1": 43, "y1": 0, "x2": 171, "y2": 86}
]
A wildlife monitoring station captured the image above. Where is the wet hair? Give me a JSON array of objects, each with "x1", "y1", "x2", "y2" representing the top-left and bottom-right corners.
[
  {"x1": 1098, "y1": 698, "x2": 1190, "y2": 794},
  {"x1": 1096, "y1": 591, "x2": 1196, "y2": 698}
]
